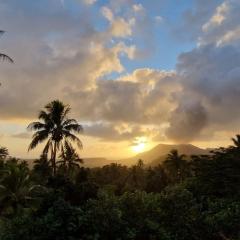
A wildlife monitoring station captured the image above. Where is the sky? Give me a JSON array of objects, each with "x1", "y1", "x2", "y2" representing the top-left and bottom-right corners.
[{"x1": 0, "y1": 0, "x2": 240, "y2": 159}]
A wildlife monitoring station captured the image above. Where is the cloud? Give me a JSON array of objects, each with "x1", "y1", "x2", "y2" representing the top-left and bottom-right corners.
[
  {"x1": 66, "y1": 69, "x2": 178, "y2": 125},
  {"x1": 175, "y1": 0, "x2": 221, "y2": 41},
  {"x1": 199, "y1": 0, "x2": 240, "y2": 46},
  {"x1": 11, "y1": 132, "x2": 31, "y2": 139},
  {"x1": 132, "y1": 4, "x2": 144, "y2": 13},
  {"x1": 1, "y1": 0, "x2": 240, "y2": 148},
  {"x1": 164, "y1": 43, "x2": 240, "y2": 142},
  {"x1": 101, "y1": 5, "x2": 135, "y2": 38},
  {"x1": 155, "y1": 16, "x2": 163, "y2": 23},
  {"x1": 84, "y1": 123, "x2": 146, "y2": 142},
  {"x1": 202, "y1": 1, "x2": 229, "y2": 32},
  {"x1": 166, "y1": 101, "x2": 208, "y2": 142},
  {"x1": 101, "y1": 6, "x2": 114, "y2": 22},
  {"x1": 82, "y1": 0, "x2": 97, "y2": 5},
  {"x1": 0, "y1": 0, "x2": 138, "y2": 120}
]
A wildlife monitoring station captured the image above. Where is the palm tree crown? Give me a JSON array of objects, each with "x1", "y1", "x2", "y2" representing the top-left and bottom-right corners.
[
  {"x1": 231, "y1": 134, "x2": 240, "y2": 148},
  {"x1": 28, "y1": 100, "x2": 83, "y2": 175},
  {"x1": 163, "y1": 149, "x2": 187, "y2": 182},
  {"x1": 0, "y1": 147, "x2": 9, "y2": 160},
  {"x1": 58, "y1": 141, "x2": 83, "y2": 177}
]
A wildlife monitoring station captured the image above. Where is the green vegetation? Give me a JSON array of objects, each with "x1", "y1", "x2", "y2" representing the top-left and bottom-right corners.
[{"x1": 0, "y1": 101, "x2": 240, "y2": 240}]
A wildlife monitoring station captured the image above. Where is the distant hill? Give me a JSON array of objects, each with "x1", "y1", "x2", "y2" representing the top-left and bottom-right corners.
[
  {"x1": 118, "y1": 144, "x2": 210, "y2": 166},
  {"x1": 82, "y1": 158, "x2": 111, "y2": 168},
  {"x1": 24, "y1": 157, "x2": 111, "y2": 169},
  {"x1": 23, "y1": 144, "x2": 210, "y2": 168}
]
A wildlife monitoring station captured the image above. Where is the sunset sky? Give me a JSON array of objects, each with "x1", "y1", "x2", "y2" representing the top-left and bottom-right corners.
[{"x1": 0, "y1": 0, "x2": 240, "y2": 159}]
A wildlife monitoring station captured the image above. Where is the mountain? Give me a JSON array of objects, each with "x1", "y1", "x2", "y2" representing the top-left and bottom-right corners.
[{"x1": 118, "y1": 144, "x2": 209, "y2": 166}]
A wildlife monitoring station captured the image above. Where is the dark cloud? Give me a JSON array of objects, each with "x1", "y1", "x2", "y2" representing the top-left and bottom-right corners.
[{"x1": 166, "y1": 101, "x2": 208, "y2": 142}]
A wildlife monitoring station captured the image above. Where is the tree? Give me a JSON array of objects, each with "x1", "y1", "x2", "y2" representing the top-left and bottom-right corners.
[
  {"x1": 0, "y1": 31, "x2": 13, "y2": 63},
  {"x1": 0, "y1": 160, "x2": 42, "y2": 216},
  {"x1": 28, "y1": 100, "x2": 83, "y2": 176},
  {"x1": 163, "y1": 149, "x2": 188, "y2": 183},
  {"x1": 231, "y1": 134, "x2": 240, "y2": 149},
  {"x1": 0, "y1": 146, "x2": 8, "y2": 160},
  {"x1": 33, "y1": 153, "x2": 52, "y2": 180},
  {"x1": 126, "y1": 159, "x2": 146, "y2": 190},
  {"x1": 58, "y1": 141, "x2": 83, "y2": 178},
  {"x1": 145, "y1": 165, "x2": 169, "y2": 193}
]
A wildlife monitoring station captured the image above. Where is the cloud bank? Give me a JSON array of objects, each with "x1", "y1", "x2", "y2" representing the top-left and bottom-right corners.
[{"x1": 1, "y1": 0, "x2": 240, "y2": 146}]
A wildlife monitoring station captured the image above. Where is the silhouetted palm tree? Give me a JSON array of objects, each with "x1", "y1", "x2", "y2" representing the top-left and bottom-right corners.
[
  {"x1": 28, "y1": 100, "x2": 83, "y2": 176},
  {"x1": 58, "y1": 141, "x2": 83, "y2": 177},
  {"x1": 163, "y1": 149, "x2": 187, "y2": 182},
  {"x1": 231, "y1": 134, "x2": 240, "y2": 149},
  {"x1": 0, "y1": 31, "x2": 13, "y2": 63}
]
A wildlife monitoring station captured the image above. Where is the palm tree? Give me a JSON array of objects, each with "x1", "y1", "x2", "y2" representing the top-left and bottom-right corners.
[
  {"x1": 231, "y1": 134, "x2": 240, "y2": 149},
  {"x1": 126, "y1": 159, "x2": 146, "y2": 190},
  {"x1": 163, "y1": 149, "x2": 187, "y2": 183},
  {"x1": 58, "y1": 141, "x2": 83, "y2": 177},
  {"x1": 0, "y1": 31, "x2": 13, "y2": 63},
  {"x1": 33, "y1": 153, "x2": 52, "y2": 179},
  {"x1": 28, "y1": 100, "x2": 83, "y2": 176}
]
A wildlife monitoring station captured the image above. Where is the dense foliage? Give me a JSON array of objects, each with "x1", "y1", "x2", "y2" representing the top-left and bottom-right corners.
[
  {"x1": 0, "y1": 140, "x2": 239, "y2": 240},
  {"x1": 0, "y1": 102, "x2": 239, "y2": 240}
]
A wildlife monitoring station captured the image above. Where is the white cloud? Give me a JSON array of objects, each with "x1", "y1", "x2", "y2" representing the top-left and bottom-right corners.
[
  {"x1": 199, "y1": 0, "x2": 240, "y2": 46},
  {"x1": 132, "y1": 4, "x2": 144, "y2": 12},
  {"x1": 101, "y1": 5, "x2": 135, "y2": 38},
  {"x1": 155, "y1": 16, "x2": 163, "y2": 23},
  {"x1": 82, "y1": 0, "x2": 97, "y2": 5},
  {"x1": 202, "y1": 1, "x2": 230, "y2": 32},
  {"x1": 101, "y1": 6, "x2": 114, "y2": 22}
]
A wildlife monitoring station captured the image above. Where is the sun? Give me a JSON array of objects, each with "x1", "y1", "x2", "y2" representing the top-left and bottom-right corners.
[
  {"x1": 132, "y1": 137, "x2": 147, "y2": 153},
  {"x1": 132, "y1": 141, "x2": 146, "y2": 154}
]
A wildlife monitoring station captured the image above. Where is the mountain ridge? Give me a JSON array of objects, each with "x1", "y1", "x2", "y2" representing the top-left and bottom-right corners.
[
  {"x1": 113, "y1": 143, "x2": 210, "y2": 167},
  {"x1": 23, "y1": 143, "x2": 210, "y2": 168}
]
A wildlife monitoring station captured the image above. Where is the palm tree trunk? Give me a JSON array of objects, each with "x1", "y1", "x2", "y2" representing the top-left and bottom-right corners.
[{"x1": 52, "y1": 141, "x2": 57, "y2": 176}]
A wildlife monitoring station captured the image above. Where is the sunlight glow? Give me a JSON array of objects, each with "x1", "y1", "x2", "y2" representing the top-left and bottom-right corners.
[
  {"x1": 131, "y1": 137, "x2": 148, "y2": 153},
  {"x1": 132, "y1": 142, "x2": 146, "y2": 153}
]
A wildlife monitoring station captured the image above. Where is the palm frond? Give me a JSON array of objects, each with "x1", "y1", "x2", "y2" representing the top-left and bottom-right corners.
[
  {"x1": 42, "y1": 138, "x2": 53, "y2": 155},
  {"x1": 62, "y1": 118, "x2": 78, "y2": 126},
  {"x1": 38, "y1": 111, "x2": 52, "y2": 123},
  {"x1": 28, "y1": 130, "x2": 49, "y2": 151},
  {"x1": 27, "y1": 122, "x2": 45, "y2": 131},
  {"x1": 61, "y1": 105, "x2": 71, "y2": 120},
  {"x1": 63, "y1": 131, "x2": 83, "y2": 149},
  {"x1": 0, "y1": 53, "x2": 13, "y2": 63},
  {"x1": 64, "y1": 123, "x2": 83, "y2": 133}
]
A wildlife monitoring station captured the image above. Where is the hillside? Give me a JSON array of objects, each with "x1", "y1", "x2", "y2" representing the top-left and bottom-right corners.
[
  {"x1": 118, "y1": 144, "x2": 209, "y2": 166},
  {"x1": 23, "y1": 144, "x2": 209, "y2": 168}
]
